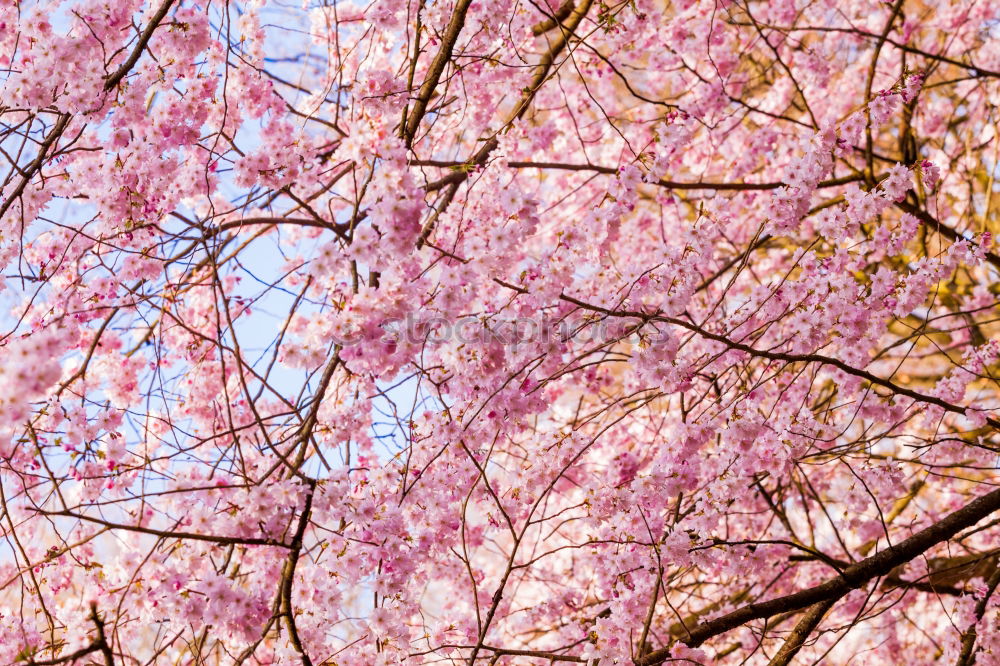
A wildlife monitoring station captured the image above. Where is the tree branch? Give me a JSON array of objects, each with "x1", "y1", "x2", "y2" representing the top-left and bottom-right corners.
[{"x1": 637, "y1": 485, "x2": 1000, "y2": 661}]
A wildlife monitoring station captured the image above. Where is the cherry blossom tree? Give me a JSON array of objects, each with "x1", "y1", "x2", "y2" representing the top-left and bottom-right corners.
[{"x1": 2, "y1": 0, "x2": 1000, "y2": 663}]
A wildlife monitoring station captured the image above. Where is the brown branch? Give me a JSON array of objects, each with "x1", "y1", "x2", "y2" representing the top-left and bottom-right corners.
[
  {"x1": 279, "y1": 480, "x2": 317, "y2": 666},
  {"x1": 202, "y1": 216, "x2": 351, "y2": 242},
  {"x1": 956, "y1": 565, "x2": 1000, "y2": 665},
  {"x1": 90, "y1": 604, "x2": 115, "y2": 666},
  {"x1": 25, "y1": 604, "x2": 114, "y2": 665},
  {"x1": 896, "y1": 201, "x2": 1000, "y2": 270},
  {"x1": 636, "y1": 485, "x2": 1000, "y2": 661},
  {"x1": 26, "y1": 644, "x2": 100, "y2": 666},
  {"x1": 484, "y1": 645, "x2": 585, "y2": 662},
  {"x1": 415, "y1": 159, "x2": 865, "y2": 191},
  {"x1": 38, "y1": 510, "x2": 292, "y2": 548},
  {"x1": 766, "y1": 598, "x2": 837, "y2": 666},
  {"x1": 104, "y1": 0, "x2": 177, "y2": 91},
  {"x1": 557, "y1": 293, "x2": 1000, "y2": 431},
  {"x1": 744, "y1": 23, "x2": 1000, "y2": 79},
  {"x1": 863, "y1": 0, "x2": 906, "y2": 185},
  {"x1": 0, "y1": 113, "x2": 70, "y2": 221},
  {"x1": 531, "y1": 0, "x2": 575, "y2": 35},
  {"x1": 422, "y1": 0, "x2": 594, "y2": 236},
  {"x1": 404, "y1": 0, "x2": 474, "y2": 145}
]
